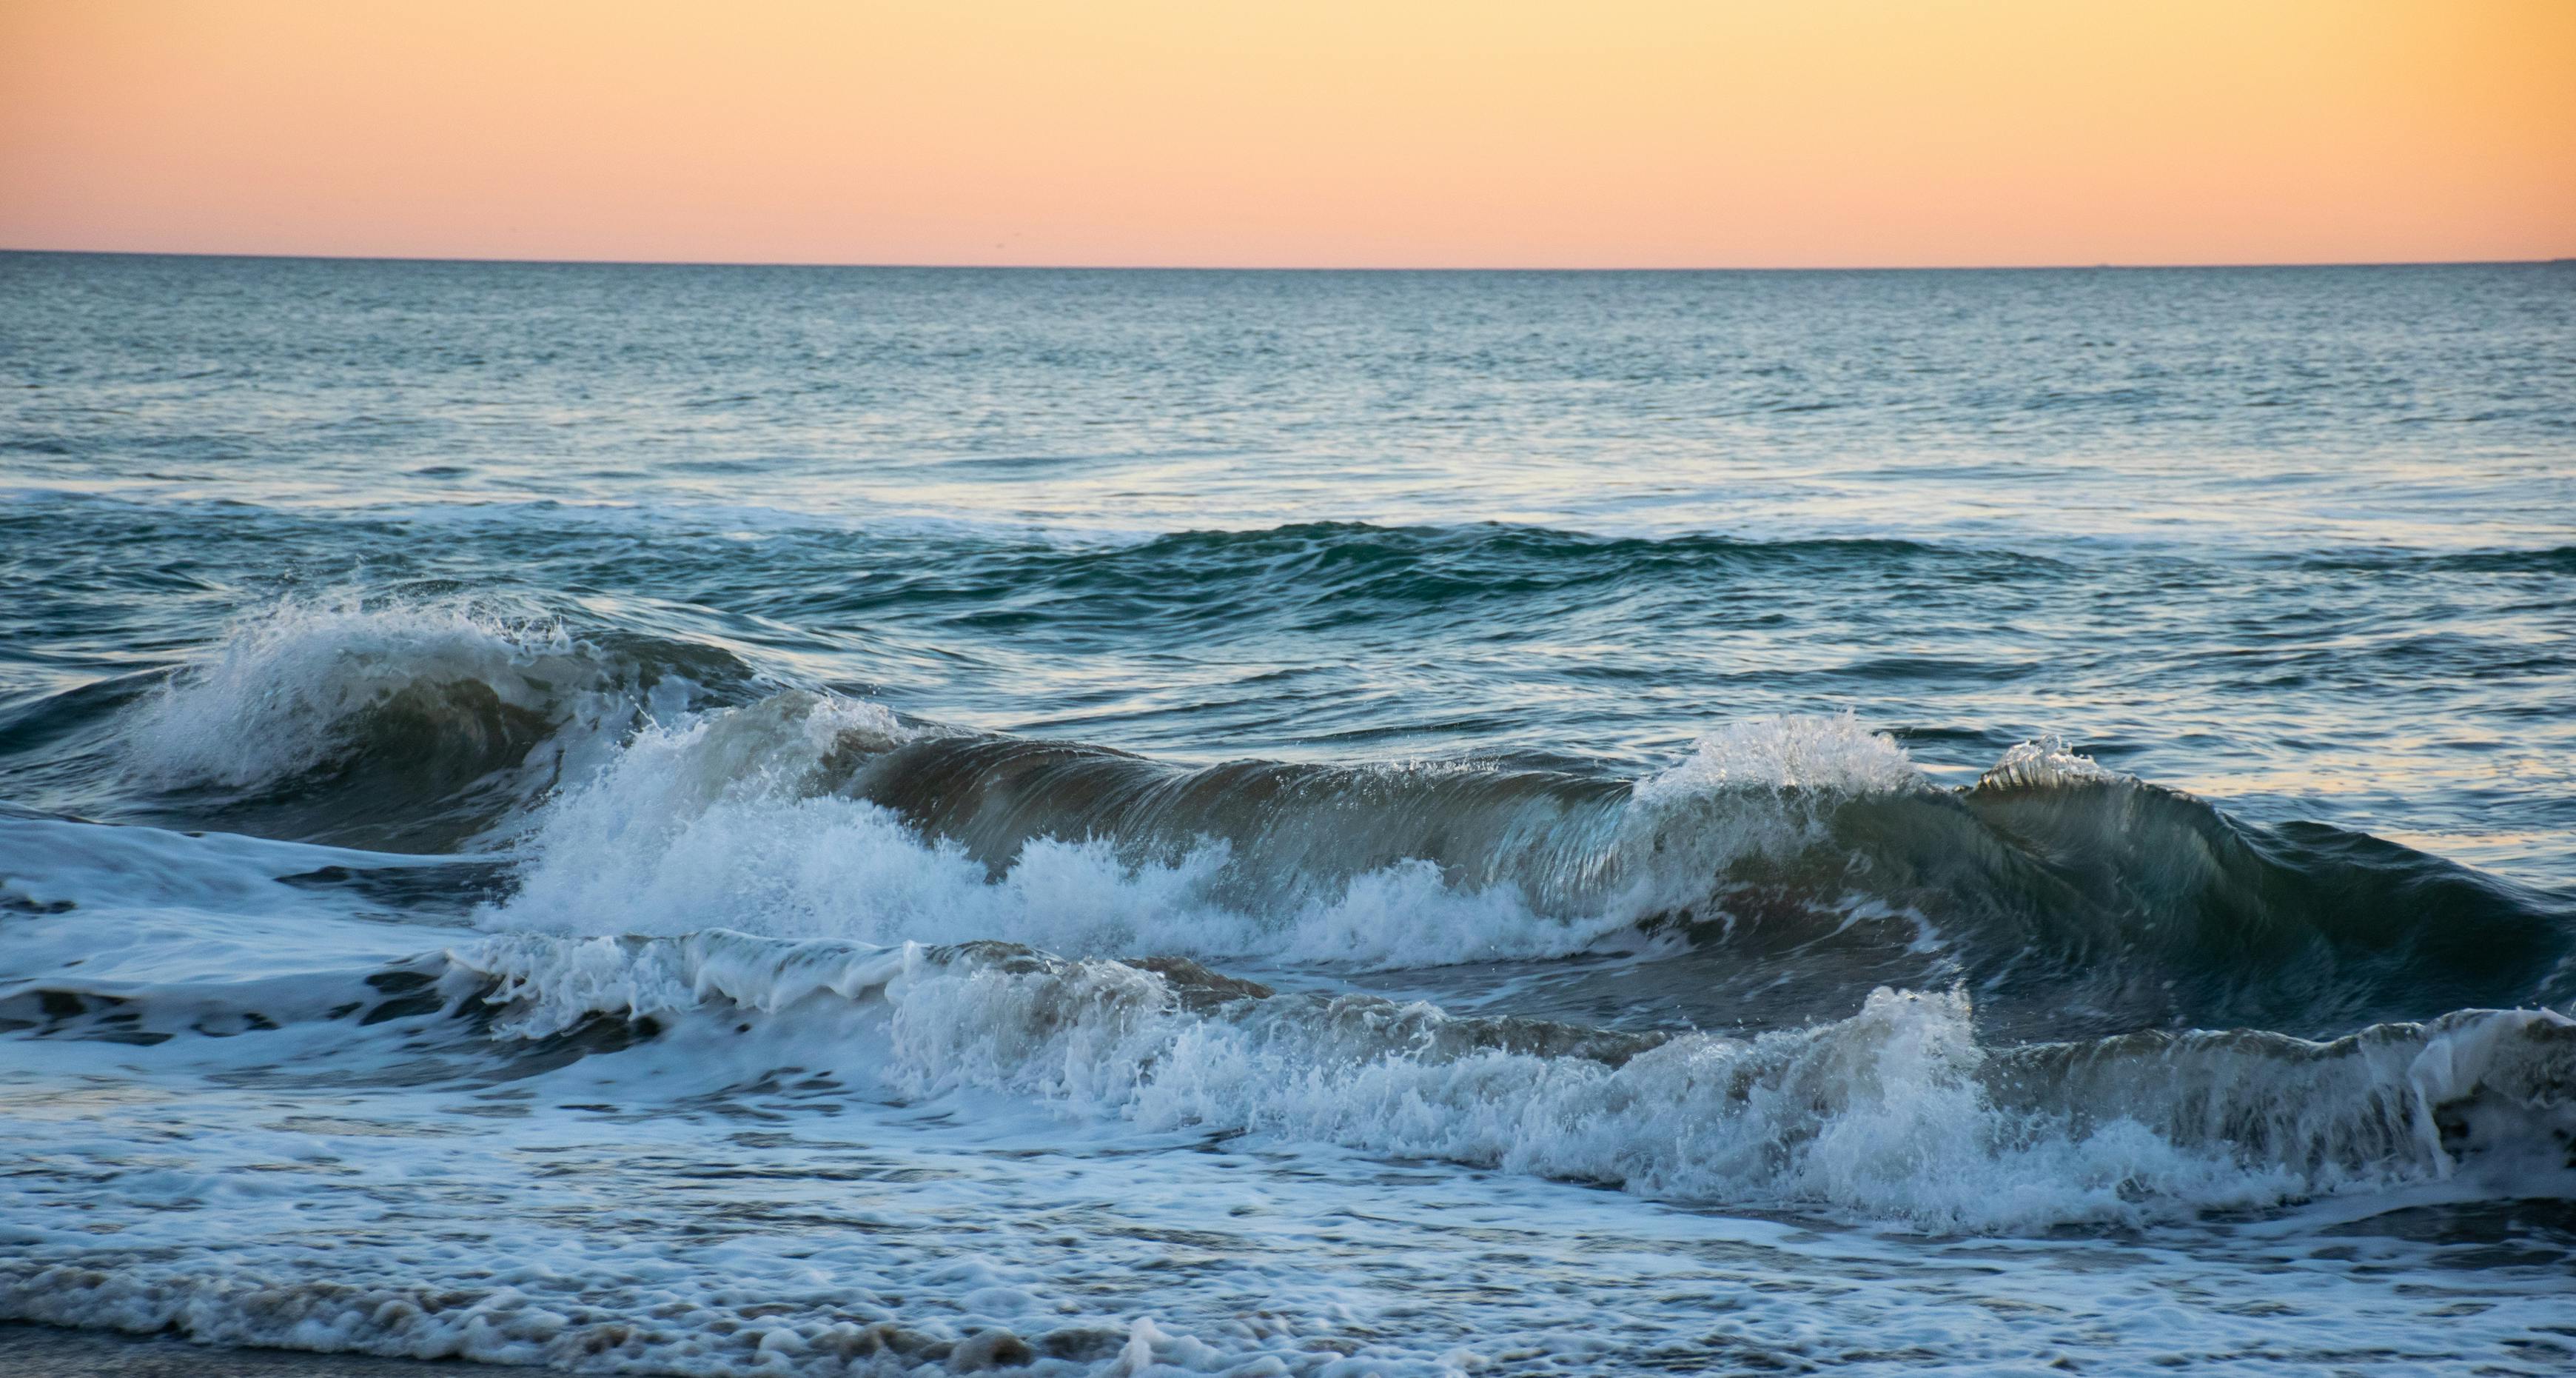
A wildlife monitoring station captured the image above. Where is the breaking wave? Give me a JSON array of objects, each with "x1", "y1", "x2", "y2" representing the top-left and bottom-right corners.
[
  {"x1": 120, "y1": 592, "x2": 757, "y2": 847},
  {"x1": 16, "y1": 917, "x2": 2567, "y2": 1236},
  {"x1": 430, "y1": 932, "x2": 2576, "y2": 1233},
  {"x1": 466, "y1": 688, "x2": 2571, "y2": 1033},
  {"x1": 42, "y1": 598, "x2": 2571, "y2": 1033}
]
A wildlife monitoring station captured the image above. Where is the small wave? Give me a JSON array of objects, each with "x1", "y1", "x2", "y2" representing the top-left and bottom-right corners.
[
  {"x1": 448, "y1": 932, "x2": 2576, "y2": 1234},
  {"x1": 2298, "y1": 544, "x2": 2576, "y2": 576},
  {"x1": 120, "y1": 592, "x2": 755, "y2": 847},
  {"x1": 16, "y1": 914, "x2": 2567, "y2": 1234},
  {"x1": 133, "y1": 592, "x2": 583, "y2": 789}
]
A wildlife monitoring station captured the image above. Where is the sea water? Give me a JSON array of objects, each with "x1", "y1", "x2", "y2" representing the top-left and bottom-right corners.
[{"x1": 2, "y1": 253, "x2": 2573, "y2": 1374}]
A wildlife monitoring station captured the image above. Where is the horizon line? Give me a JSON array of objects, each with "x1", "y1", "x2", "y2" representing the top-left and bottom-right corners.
[{"x1": 4, "y1": 246, "x2": 2571, "y2": 274}]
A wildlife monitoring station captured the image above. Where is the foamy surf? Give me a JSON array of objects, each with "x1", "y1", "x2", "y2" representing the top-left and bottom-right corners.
[
  {"x1": 4, "y1": 892, "x2": 2569, "y2": 1374},
  {"x1": 446, "y1": 930, "x2": 2576, "y2": 1232}
]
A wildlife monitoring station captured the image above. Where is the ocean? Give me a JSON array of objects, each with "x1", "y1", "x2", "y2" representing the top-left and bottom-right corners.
[{"x1": 2, "y1": 252, "x2": 2572, "y2": 1374}]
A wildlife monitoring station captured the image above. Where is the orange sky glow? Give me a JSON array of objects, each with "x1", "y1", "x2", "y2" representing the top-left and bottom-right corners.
[{"x1": 2, "y1": 0, "x2": 2571, "y2": 269}]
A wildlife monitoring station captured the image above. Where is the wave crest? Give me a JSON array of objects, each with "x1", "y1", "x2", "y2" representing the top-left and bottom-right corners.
[
  {"x1": 135, "y1": 593, "x2": 580, "y2": 788},
  {"x1": 1637, "y1": 710, "x2": 1922, "y2": 801},
  {"x1": 122, "y1": 592, "x2": 752, "y2": 846},
  {"x1": 1974, "y1": 735, "x2": 2120, "y2": 791}
]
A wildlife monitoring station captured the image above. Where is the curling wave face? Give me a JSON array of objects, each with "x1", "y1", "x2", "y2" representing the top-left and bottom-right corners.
[
  {"x1": 74, "y1": 592, "x2": 759, "y2": 849},
  {"x1": 459, "y1": 680, "x2": 2572, "y2": 1040}
]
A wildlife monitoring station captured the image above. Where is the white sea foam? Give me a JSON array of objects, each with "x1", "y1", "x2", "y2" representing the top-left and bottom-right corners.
[
  {"x1": 482, "y1": 693, "x2": 1644, "y2": 968},
  {"x1": 130, "y1": 592, "x2": 651, "y2": 792},
  {"x1": 446, "y1": 932, "x2": 2576, "y2": 1236},
  {"x1": 482, "y1": 698, "x2": 1989, "y2": 970},
  {"x1": 1976, "y1": 734, "x2": 2121, "y2": 790},
  {"x1": 1635, "y1": 710, "x2": 1923, "y2": 803},
  {"x1": 881, "y1": 962, "x2": 2283, "y2": 1233}
]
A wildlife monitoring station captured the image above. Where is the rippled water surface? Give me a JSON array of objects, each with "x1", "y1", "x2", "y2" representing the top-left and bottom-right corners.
[{"x1": 2, "y1": 252, "x2": 2573, "y2": 1375}]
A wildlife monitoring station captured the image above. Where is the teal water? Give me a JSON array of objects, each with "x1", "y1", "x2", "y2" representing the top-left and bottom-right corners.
[{"x1": 1, "y1": 253, "x2": 2572, "y2": 1375}]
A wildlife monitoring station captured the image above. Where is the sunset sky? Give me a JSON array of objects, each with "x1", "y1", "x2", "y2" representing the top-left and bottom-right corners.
[{"x1": 2, "y1": 0, "x2": 2570, "y2": 269}]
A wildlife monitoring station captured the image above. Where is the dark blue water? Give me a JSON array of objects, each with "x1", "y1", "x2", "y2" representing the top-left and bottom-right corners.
[{"x1": 1, "y1": 252, "x2": 2572, "y2": 1376}]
